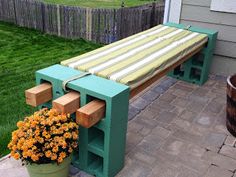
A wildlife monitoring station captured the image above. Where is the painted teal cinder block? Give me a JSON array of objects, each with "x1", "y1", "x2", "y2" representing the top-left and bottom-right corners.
[
  {"x1": 35, "y1": 64, "x2": 130, "y2": 177},
  {"x1": 165, "y1": 22, "x2": 218, "y2": 85}
]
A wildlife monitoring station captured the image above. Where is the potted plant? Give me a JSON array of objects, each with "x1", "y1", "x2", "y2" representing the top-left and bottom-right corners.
[{"x1": 8, "y1": 108, "x2": 79, "y2": 177}]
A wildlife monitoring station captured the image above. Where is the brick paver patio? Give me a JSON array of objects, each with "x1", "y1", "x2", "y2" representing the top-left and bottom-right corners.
[{"x1": 1, "y1": 75, "x2": 236, "y2": 177}]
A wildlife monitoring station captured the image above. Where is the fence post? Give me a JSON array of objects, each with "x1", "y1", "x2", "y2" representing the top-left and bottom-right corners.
[
  {"x1": 41, "y1": 2, "x2": 45, "y2": 32},
  {"x1": 57, "y1": 4, "x2": 61, "y2": 36},
  {"x1": 12, "y1": 0, "x2": 17, "y2": 24},
  {"x1": 86, "y1": 7, "x2": 92, "y2": 41},
  {"x1": 150, "y1": 2, "x2": 156, "y2": 27}
]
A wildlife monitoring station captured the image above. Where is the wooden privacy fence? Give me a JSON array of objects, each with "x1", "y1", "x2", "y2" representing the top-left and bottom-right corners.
[{"x1": 0, "y1": 0, "x2": 164, "y2": 44}]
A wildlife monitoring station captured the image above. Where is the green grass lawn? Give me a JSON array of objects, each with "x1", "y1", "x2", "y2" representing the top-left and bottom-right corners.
[
  {"x1": 43, "y1": 0, "x2": 158, "y2": 8},
  {"x1": 0, "y1": 22, "x2": 101, "y2": 157}
]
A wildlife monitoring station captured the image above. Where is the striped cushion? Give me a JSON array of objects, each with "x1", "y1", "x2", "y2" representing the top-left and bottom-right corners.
[{"x1": 61, "y1": 25, "x2": 208, "y2": 89}]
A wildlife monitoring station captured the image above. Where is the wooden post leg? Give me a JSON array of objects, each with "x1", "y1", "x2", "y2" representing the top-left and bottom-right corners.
[
  {"x1": 76, "y1": 100, "x2": 105, "y2": 128},
  {"x1": 25, "y1": 83, "x2": 52, "y2": 107},
  {"x1": 53, "y1": 91, "x2": 80, "y2": 114}
]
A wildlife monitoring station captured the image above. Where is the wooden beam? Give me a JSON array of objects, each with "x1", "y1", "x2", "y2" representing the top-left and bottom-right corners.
[
  {"x1": 25, "y1": 83, "x2": 52, "y2": 107},
  {"x1": 130, "y1": 44, "x2": 205, "y2": 98},
  {"x1": 53, "y1": 91, "x2": 80, "y2": 114},
  {"x1": 76, "y1": 100, "x2": 105, "y2": 128}
]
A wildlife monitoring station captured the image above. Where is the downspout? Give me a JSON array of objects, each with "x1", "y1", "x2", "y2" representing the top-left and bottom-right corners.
[{"x1": 163, "y1": 0, "x2": 171, "y2": 23}]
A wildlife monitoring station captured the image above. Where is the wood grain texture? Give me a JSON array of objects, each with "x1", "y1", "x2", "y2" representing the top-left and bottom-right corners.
[
  {"x1": 76, "y1": 99, "x2": 105, "y2": 128},
  {"x1": 25, "y1": 83, "x2": 52, "y2": 107},
  {"x1": 53, "y1": 91, "x2": 80, "y2": 114}
]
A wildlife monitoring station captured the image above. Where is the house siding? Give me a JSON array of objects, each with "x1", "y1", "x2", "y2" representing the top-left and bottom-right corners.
[{"x1": 179, "y1": 0, "x2": 236, "y2": 75}]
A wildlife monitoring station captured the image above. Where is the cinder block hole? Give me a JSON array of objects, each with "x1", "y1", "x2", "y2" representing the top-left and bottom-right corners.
[
  {"x1": 173, "y1": 65, "x2": 184, "y2": 77},
  {"x1": 88, "y1": 127, "x2": 104, "y2": 151},
  {"x1": 87, "y1": 152, "x2": 103, "y2": 174},
  {"x1": 55, "y1": 91, "x2": 62, "y2": 96},
  {"x1": 204, "y1": 41, "x2": 209, "y2": 49},
  {"x1": 190, "y1": 67, "x2": 201, "y2": 81},
  {"x1": 86, "y1": 95, "x2": 96, "y2": 103},
  {"x1": 191, "y1": 53, "x2": 204, "y2": 67},
  {"x1": 71, "y1": 147, "x2": 79, "y2": 165},
  {"x1": 39, "y1": 79, "x2": 51, "y2": 85}
]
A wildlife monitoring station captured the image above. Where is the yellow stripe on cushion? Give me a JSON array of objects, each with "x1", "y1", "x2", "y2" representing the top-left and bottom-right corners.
[
  {"x1": 67, "y1": 26, "x2": 170, "y2": 68},
  {"x1": 119, "y1": 34, "x2": 207, "y2": 86},
  {"x1": 77, "y1": 27, "x2": 177, "y2": 71},
  {"x1": 97, "y1": 30, "x2": 192, "y2": 78},
  {"x1": 61, "y1": 25, "x2": 164, "y2": 66}
]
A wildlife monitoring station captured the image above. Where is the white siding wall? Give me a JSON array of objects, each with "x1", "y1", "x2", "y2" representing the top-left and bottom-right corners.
[{"x1": 176, "y1": 0, "x2": 236, "y2": 75}]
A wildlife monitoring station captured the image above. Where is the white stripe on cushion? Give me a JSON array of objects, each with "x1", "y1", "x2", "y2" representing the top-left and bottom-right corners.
[
  {"x1": 68, "y1": 26, "x2": 169, "y2": 68},
  {"x1": 109, "y1": 32, "x2": 199, "y2": 81},
  {"x1": 88, "y1": 29, "x2": 183, "y2": 74}
]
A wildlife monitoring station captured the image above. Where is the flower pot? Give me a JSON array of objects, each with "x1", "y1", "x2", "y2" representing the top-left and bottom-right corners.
[
  {"x1": 226, "y1": 74, "x2": 236, "y2": 137},
  {"x1": 26, "y1": 155, "x2": 72, "y2": 177}
]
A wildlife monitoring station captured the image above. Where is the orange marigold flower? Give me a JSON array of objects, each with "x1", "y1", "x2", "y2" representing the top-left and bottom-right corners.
[
  {"x1": 17, "y1": 121, "x2": 24, "y2": 128},
  {"x1": 34, "y1": 129, "x2": 40, "y2": 136},
  {"x1": 51, "y1": 153, "x2": 57, "y2": 161},
  {"x1": 32, "y1": 146, "x2": 37, "y2": 151},
  {"x1": 44, "y1": 143, "x2": 50, "y2": 149},
  {"x1": 68, "y1": 123, "x2": 74, "y2": 129},
  {"x1": 21, "y1": 145, "x2": 28, "y2": 151},
  {"x1": 50, "y1": 126, "x2": 56, "y2": 131},
  {"x1": 27, "y1": 140, "x2": 34, "y2": 148},
  {"x1": 30, "y1": 121, "x2": 37, "y2": 128},
  {"x1": 59, "y1": 152, "x2": 66, "y2": 159},
  {"x1": 12, "y1": 146, "x2": 17, "y2": 151},
  {"x1": 42, "y1": 130, "x2": 48, "y2": 137},
  {"x1": 22, "y1": 151, "x2": 28, "y2": 158},
  {"x1": 10, "y1": 151, "x2": 16, "y2": 157},
  {"x1": 45, "y1": 150, "x2": 52, "y2": 158},
  {"x1": 63, "y1": 132, "x2": 72, "y2": 139},
  {"x1": 61, "y1": 124, "x2": 68, "y2": 131},
  {"x1": 17, "y1": 142, "x2": 23, "y2": 149},
  {"x1": 71, "y1": 142, "x2": 78, "y2": 148},
  {"x1": 17, "y1": 131, "x2": 25, "y2": 138},
  {"x1": 62, "y1": 142, "x2": 67, "y2": 149},
  {"x1": 37, "y1": 137, "x2": 44, "y2": 144},
  {"x1": 45, "y1": 134, "x2": 51, "y2": 139},
  {"x1": 72, "y1": 132, "x2": 78, "y2": 140},
  {"x1": 50, "y1": 142, "x2": 54, "y2": 148},
  {"x1": 46, "y1": 120, "x2": 53, "y2": 126},
  {"x1": 31, "y1": 154, "x2": 39, "y2": 162},
  {"x1": 13, "y1": 152, "x2": 20, "y2": 160},
  {"x1": 7, "y1": 142, "x2": 13, "y2": 149},
  {"x1": 68, "y1": 147, "x2": 73, "y2": 153},
  {"x1": 25, "y1": 122, "x2": 30, "y2": 128},
  {"x1": 26, "y1": 150, "x2": 33, "y2": 157},
  {"x1": 57, "y1": 157, "x2": 63, "y2": 163},
  {"x1": 52, "y1": 146, "x2": 59, "y2": 153}
]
